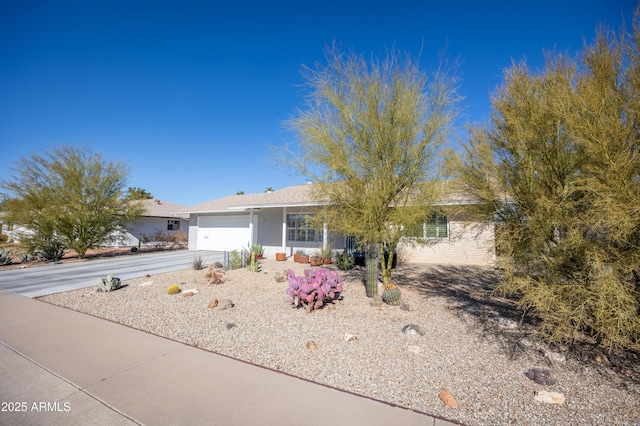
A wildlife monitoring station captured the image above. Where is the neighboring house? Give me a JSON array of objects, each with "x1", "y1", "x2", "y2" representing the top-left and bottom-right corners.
[
  {"x1": 177, "y1": 184, "x2": 496, "y2": 265},
  {"x1": 118, "y1": 199, "x2": 189, "y2": 248},
  {"x1": 0, "y1": 211, "x2": 25, "y2": 242}
]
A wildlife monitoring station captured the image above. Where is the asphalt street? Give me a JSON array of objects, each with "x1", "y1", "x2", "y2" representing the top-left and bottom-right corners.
[{"x1": 0, "y1": 250, "x2": 223, "y2": 298}]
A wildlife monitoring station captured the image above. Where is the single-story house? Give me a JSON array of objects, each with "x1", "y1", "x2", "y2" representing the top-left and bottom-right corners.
[
  {"x1": 177, "y1": 184, "x2": 495, "y2": 265},
  {"x1": 118, "y1": 199, "x2": 190, "y2": 247},
  {"x1": 1, "y1": 199, "x2": 189, "y2": 248},
  {"x1": 0, "y1": 211, "x2": 24, "y2": 243}
]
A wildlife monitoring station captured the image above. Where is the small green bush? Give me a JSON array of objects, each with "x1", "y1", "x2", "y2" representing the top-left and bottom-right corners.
[
  {"x1": 337, "y1": 249, "x2": 355, "y2": 271},
  {"x1": 229, "y1": 250, "x2": 242, "y2": 270}
]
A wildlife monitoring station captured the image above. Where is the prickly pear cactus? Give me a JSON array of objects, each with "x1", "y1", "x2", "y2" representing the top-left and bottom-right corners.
[
  {"x1": 96, "y1": 272, "x2": 122, "y2": 292},
  {"x1": 382, "y1": 282, "x2": 401, "y2": 306}
]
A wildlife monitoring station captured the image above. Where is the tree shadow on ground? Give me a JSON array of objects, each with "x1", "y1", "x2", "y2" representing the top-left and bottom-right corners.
[{"x1": 392, "y1": 263, "x2": 640, "y2": 387}]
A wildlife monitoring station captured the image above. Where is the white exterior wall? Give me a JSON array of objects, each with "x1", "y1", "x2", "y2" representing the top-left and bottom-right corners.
[
  {"x1": 195, "y1": 214, "x2": 257, "y2": 252},
  {"x1": 188, "y1": 215, "x2": 198, "y2": 251},
  {"x1": 119, "y1": 217, "x2": 188, "y2": 247},
  {"x1": 399, "y1": 221, "x2": 495, "y2": 265},
  {"x1": 0, "y1": 223, "x2": 28, "y2": 243}
]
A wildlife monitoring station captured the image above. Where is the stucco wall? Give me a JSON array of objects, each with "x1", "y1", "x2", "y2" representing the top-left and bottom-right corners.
[
  {"x1": 120, "y1": 217, "x2": 188, "y2": 247},
  {"x1": 398, "y1": 221, "x2": 495, "y2": 265}
]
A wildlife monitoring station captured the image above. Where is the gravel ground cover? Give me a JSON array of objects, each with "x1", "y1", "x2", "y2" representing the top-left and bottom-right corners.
[{"x1": 38, "y1": 259, "x2": 640, "y2": 426}]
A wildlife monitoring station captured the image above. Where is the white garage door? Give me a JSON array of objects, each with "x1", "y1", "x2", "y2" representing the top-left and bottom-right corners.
[{"x1": 197, "y1": 215, "x2": 254, "y2": 251}]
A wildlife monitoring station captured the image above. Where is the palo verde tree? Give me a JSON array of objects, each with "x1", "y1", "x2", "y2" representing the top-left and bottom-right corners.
[
  {"x1": 124, "y1": 186, "x2": 154, "y2": 200},
  {"x1": 1, "y1": 145, "x2": 143, "y2": 259},
  {"x1": 448, "y1": 15, "x2": 640, "y2": 350},
  {"x1": 285, "y1": 44, "x2": 460, "y2": 296}
]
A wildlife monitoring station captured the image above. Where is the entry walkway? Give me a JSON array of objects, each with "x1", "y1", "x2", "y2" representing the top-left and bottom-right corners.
[{"x1": 0, "y1": 290, "x2": 460, "y2": 426}]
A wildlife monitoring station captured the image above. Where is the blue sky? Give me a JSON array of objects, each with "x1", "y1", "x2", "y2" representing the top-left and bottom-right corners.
[{"x1": 1, "y1": 0, "x2": 636, "y2": 206}]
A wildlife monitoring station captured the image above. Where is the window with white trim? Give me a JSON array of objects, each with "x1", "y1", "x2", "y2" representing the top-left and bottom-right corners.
[
  {"x1": 409, "y1": 213, "x2": 448, "y2": 239},
  {"x1": 287, "y1": 214, "x2": 321, "y2": 242},
  {"x1": 167, "y1": 220, "x2": 180, "y2": 231}
]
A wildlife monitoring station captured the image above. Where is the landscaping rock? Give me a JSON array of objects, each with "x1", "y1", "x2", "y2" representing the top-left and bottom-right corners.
[
  {"x1": 534, "y1": 390, "x2": 565, "y2": 404},
  {"x1": 208, "y1": 299, "x2": 218, "y2": 308},
  {"x1": 306, "y1": 341, "x2": 317, "y2": 349},
  {"x1": 343, "y1": 333, "x2": 357, "y2": 342},
  {"x1": 539, "y1": 347, "x2": 566, "y2": 363},
  {"x1": 183, "y1": 291, "x2": 194, "y2": 297},
  {"x1": 225, "y1": 323, "x2": 236, "y2": 329},
  {"x1": 439, "y1": 390, "x2": 458, "y2": 408},
  {"x1": 400, "y1": 302, "x2": 413, "y2": 311},
  {"x1": 217, "y1": 299, "x2": 234, "y2": 310},
  {"x1": 525, "y1": 367, "x2": 556, "y2": 385},
  {"x1": 495, "y1": 317, "x2": 518, "y2": 329},
  {"x1": 407, "y1": 345, "x2": 422, "y2": 354},
  {"x1": 402, "y1": 324, "x2": 425, "y2": 337}
]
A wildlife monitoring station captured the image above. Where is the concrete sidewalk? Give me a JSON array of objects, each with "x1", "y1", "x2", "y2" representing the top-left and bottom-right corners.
[{"x1": 0, "y1": 290, "x2": 460, "y2": 426}]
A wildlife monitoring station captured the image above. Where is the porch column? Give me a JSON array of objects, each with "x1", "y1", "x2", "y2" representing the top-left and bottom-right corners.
[
  {"x1": 323, "y1": 221, "x2": 328, "y2": 250},
  {"x1": 282, "y1": 207, "x2": 287, "y2": 253},
  {"x1": 249, "y1": 209, "x2": 254, "y2": 247}
]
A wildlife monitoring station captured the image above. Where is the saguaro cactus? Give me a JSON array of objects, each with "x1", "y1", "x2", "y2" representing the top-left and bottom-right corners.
[{"x1": 365, "y1": 242, "x2": 378, "y2": 298}]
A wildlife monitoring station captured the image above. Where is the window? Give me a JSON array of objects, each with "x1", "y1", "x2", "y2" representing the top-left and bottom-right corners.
[
  {"x1": 167, "y1": 220, "x2": 180, "y2": 231},
  {"x1": 287, "y1": 214, "x2": 321, "y2": 242},
  {"x1": 408, "y1": 213, "x2": 448, "y2": 239}
]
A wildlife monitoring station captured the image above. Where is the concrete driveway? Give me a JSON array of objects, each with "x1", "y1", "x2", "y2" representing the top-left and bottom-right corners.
[{"x1": 0, "y1": 250, "x2": 223, "y2": 298}]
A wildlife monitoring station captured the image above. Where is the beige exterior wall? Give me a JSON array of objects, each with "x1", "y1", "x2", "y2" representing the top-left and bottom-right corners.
[{"x1": 398, "y1": 220, "x2": 496, "y2": 266}]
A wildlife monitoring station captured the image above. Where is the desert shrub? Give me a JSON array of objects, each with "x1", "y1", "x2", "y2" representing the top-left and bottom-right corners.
[
  {"x1": 145, "y1": 229, "x2": 188, "y2": 249},
  {"x1": 205, "y1": 266, "x2": 226, "y2": 284},
  {"x1": 191, "y1": 255, "x2": 205, "y2": 270},
  {"x1": 35, "y1": 240, "x2": 66, "y2": 262},
  {"x1": 336, "y1": 249, "x2": 355, "y2": 271},
  {"x1": 229, "y1": 250, "x2": 242, "y2": 270},
  {"x1": 166, "y1": 284, "x2": 181, "y2": 295}
]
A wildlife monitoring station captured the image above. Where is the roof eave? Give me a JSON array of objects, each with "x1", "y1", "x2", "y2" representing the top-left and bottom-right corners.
[{"x1": 227, "y1": 201, "x2": 328, "y2": 210}]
